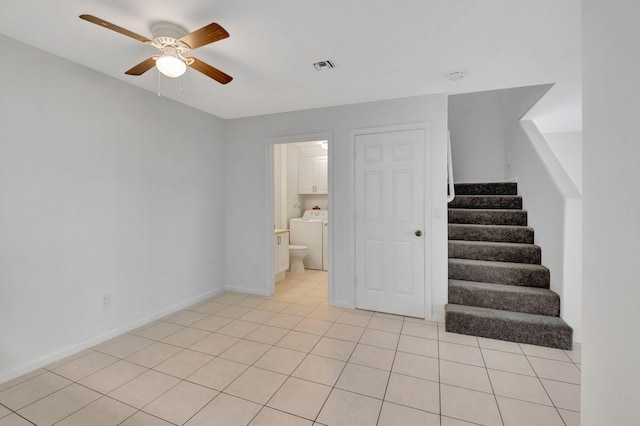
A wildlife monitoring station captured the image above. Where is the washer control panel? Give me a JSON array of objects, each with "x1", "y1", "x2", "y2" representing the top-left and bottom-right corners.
[{"x1": 302, "y1": 210, "x2": 328, "y2": 220}]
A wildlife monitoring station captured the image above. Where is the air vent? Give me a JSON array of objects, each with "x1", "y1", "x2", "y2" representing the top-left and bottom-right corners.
[{"x1": 313, "y1": 60, "x2": 335, "y2": 71}]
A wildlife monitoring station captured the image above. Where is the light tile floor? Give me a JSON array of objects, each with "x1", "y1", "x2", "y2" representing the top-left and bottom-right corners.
[{"x1": 0, "y1": 270, "x2": 581, "y2": 426}]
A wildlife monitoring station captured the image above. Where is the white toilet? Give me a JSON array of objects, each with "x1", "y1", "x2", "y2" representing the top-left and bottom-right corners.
[{"x1": 289, "y1": 245, "x2": 308, "y2": 275}]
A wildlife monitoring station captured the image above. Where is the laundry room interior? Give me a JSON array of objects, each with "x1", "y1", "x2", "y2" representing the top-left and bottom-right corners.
[{"x1": 273, "y1": 140, "x2": 329, "y2": 285}]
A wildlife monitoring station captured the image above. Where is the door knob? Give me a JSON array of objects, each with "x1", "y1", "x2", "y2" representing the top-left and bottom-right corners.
[{"x1": 415, "y1": 230, "x2": 422, "y2": 237}]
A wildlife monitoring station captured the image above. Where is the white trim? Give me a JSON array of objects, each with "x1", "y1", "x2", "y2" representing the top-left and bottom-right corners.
[
  {"x1": 265, "y1": 132, "x2": 334, "y2": 301},
  {"x1": 0, "y1": 287, "x2": 225, "y2": 384},
  {"x1": 225, "y1": 285, "x2": 271, "y2": 297},
  {"x1": 447, "y1": 130, "x2": 455, "y2": 203}
]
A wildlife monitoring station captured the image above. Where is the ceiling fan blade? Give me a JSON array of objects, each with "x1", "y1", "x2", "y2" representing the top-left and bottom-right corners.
[
  {"x1": 180, "y1": 23, "x2": 229, "y2": 50},
  {"x1": 186, "y1": 57, "x2": 233, "y2": 84},
  {"x1": 79, "y1": 14, "x2": 151, "y2": 44},
  {"x1": 125, "y1": 57, "x2": 159, "y2": 76}
]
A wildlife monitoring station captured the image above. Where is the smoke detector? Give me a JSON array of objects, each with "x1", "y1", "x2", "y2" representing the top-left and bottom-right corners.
[
  {"x1": 314, "y1": 60, "x2": 335, "y2": 71},
  {"x1": 448, "y1": 71, "x2": 465, "y2": 81}
]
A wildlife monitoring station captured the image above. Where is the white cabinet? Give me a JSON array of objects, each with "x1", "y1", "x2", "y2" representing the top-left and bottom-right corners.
[
  {"x1": 274, "y1": 231, "x2": 290, "y2": 274},
  {"x1": 298, "y1": 156, "x2": 328, "y2": 194}
]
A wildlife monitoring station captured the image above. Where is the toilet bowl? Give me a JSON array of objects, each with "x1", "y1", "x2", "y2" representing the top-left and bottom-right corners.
[{"x1": 289, "y1": 245, "x2": 308, "y2": 275}]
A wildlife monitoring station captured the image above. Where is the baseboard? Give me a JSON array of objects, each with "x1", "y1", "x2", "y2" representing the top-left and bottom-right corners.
[
  {"x1": 328, "y1": 300, "x2": 356, "y2": 309},
  {"x1": 0, "y1": 287, "x2": 225, "y2": 384},
  {"x1": 225, "y1": 285, "x2": 271, "y2": 297}
]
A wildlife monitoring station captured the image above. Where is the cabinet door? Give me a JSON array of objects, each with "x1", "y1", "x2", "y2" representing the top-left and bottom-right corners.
[
  {"x1": 274, "y1": 234, "x2": 280, "y2": 272},
  {"x1": 316, "y1": 157, "x2": 328, "y2": 194},
  {"x1": 278, "y1": 232, "x2": 290, "y2": 273},
  {"x1": 298, "y1": 157, "x2": 315, "y2": 194}
]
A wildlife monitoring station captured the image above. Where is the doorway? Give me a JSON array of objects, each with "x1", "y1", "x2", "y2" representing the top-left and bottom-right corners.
[{"x1": 268, "y1": 133, "x2": 333, "y2": 299}]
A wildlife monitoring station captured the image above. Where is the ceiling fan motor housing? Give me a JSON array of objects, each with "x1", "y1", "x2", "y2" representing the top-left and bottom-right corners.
[
  {"x1": 150, "y1": 22, "x2": 190, "y2": 51},
  {"x1": 151, "y1": 22, "x2": 188, "y2": 40}
]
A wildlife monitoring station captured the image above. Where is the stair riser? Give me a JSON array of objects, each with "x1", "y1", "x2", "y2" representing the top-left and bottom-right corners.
[
  {"x1": 449, "y1": 225, "x2": 534, "y2": 244},
  {"x1": 448, "y1": 210, "x2": 527, "y2": 226},
  {"x1": 448, "y1": 262, "x2": 549, "y2": 288},
  {"x1": 445, "y1": 309, "x2": 572, "y2": 350},
  {"x1": 449, "y1": 196, "x2": 522, "y2": 210},
  {"x1": 448, "y1": 242, "x2": 541, "y2": 264},
  {"x1": 454, "y1": 182, "x2": 518, "y2": 196},
  {"x1": 449, "y1": 285, "x2": 560, "y2": 316}
]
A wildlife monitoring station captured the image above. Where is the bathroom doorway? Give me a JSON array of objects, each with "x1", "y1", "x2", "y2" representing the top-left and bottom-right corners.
[{"x1": 268, "y1": 133, "x2": 332, "y2": 302}]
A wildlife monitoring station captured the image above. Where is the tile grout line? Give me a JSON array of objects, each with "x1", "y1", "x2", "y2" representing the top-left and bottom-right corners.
[
  {"x1": 263, "y1": 273, "x2": 335, "y2": 424},
  {"x1": 478, "y1": 337, "x2": 505, "y2": 426},
  {"x1": 374, "y1": 315, "x2": 404, "y2": 425},
  {"x1": 96, "y1": 279, "x2": 324, "y2": 424},
  {"x1": 437, "y1": 325, "x2": 499, "y2": 426},
  {"x1": 207, "y1": 274, "x2": 332, "y2": 424},
  {"x1": 521, "y1": 342, "x2": 570, "y2": 425},
  {"x1": 307, "y1": 307, "x2": 376, "y2": 424}
]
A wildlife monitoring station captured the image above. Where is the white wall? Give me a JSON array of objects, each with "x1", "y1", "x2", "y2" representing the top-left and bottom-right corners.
[
  {"x1": 448, "y1": 85, "x2": 552, "y2": 183},
  {"x1": 448, "y1": 91, "x2": 510, "y2": 182},
  {"x1": 224, "y1": 95, "x2": 449, "y2": 319},
  {"x1": 0, "y1": 35, "x2": 227, "y2": 382},
  {"x1": 543, "y1": 131, "x2": 583, "y2": 193},
  {"x1": 303, "y1": 195, "x2": 328, "y2": 211},
  {"x1": 582, "y1": 1, "x2": 640, "y2": 424},
  {"x1": 508, "y1": 122, "x2": 582, "y2": 342}
]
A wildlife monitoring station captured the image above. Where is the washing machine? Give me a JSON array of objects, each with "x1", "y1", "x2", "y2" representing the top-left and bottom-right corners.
[{"x1": 290, "y1": 210, "x2": 327, "y2": 270}]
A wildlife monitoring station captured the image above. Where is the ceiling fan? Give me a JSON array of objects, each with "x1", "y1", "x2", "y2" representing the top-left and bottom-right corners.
[{"x1": 79, "y1": 14, "x2": 232, "y2": 84}]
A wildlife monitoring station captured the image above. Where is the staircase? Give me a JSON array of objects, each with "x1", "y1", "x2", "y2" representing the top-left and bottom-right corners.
[{"x1": 445, "y1": 182, "x2": 573, "y2": 350}]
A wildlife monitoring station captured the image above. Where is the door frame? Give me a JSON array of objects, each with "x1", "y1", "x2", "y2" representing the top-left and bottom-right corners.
[
  {"x1": 352, "y1": 123, "x2": 432, "y2": 319},
  {"x1": 264, "y1": 132, "x2": 334, "y2": 298}
]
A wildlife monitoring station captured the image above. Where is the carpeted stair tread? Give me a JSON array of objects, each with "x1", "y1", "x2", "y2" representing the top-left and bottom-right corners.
[
  {"x1": 448, "y1": 195, "x2": 523, "y2": 210},
  {"x1": 446, "y1": 181, "x2": 573, "y2": 349},
  {"x1": 448, "y1": 209, "x2": 527, "y2": 226},
  {"x1": 448, "y1": 258, "x2": 550, "y2": 288},
  {"x1": 453, "y1": 182, "x2": 518, "y2": 196},
  {"x1": 448, "y1": 240, "x2": 541, "y2": 264},
  {"x1": 448, "y1": 224, "x2": 534, "y2": 244},
  {"x1": 448, "y1": 279, "x2": 560, "y2": 316},
  {"x1": 445, "y1": 304, "x2": 572, "y2": 349}
]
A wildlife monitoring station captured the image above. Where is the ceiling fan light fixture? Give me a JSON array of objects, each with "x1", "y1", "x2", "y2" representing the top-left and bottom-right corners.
[{"x1": 156, "y1": 53, "x2": 186, "y2": 78}]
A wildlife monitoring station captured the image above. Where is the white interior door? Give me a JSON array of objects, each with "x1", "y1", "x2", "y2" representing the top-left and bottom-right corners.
[{"x1": 355, "y1": 129, "x2": 426, "y2": 318}]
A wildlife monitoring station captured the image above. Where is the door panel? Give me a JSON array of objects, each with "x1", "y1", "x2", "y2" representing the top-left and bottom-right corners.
[
  {"x1": 355, "y1": 129, "x2": 426, "y2": 318},
  {"x1": 298, "y1": 157, "x2": 315, "y2": 194},
  {"x1": 316, "y1": 157, "x2": 328, "y2": 193}
]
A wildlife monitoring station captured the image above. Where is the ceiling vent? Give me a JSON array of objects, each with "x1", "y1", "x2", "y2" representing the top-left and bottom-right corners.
[{"x1": 314, "y1": 60, "x2": 335, "y2": 71}]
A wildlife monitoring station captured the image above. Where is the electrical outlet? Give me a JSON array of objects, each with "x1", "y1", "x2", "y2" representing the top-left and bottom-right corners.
[{"x1": 100, "y1": 294, "x2": 111, "y2": 310}]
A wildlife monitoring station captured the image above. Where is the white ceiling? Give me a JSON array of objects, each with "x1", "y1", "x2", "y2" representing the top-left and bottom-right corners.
[{"x1": 0, "y1": 0, "x2": 581, "y2": 132}]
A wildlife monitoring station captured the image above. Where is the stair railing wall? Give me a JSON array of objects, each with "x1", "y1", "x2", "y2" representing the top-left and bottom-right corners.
[
  {"x1": 507, "y1": 120, "x2": 582, "y2": 342},
  {"x1": 447, "y1": 130, "x2": 455, "y2": 203}
]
